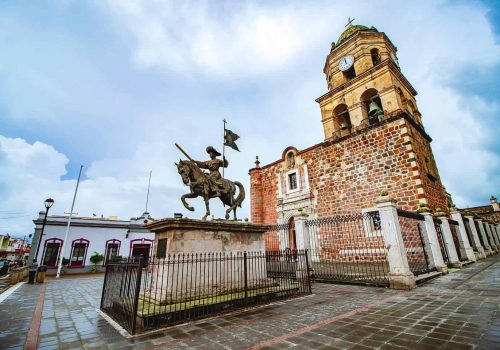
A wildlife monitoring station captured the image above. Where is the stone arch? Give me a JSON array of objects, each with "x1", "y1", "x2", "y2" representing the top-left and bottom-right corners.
[
  {"x1": 360, "y1": 88, "x2": 384, "y2": 125},
  {"x1": 333, "y1": 103, "x2": 352, "y2": 136},
  {"x1": 370, "y1": 48, "x2": 380, "y2": 66}
]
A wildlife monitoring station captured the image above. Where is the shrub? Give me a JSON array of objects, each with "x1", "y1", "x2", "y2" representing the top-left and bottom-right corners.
[
  {"x1": 62, "y1": 257, "x2": 70, "y2": 266},
  {"x1": 89, "y1": 252, "x2": 104, "y2": 265}
]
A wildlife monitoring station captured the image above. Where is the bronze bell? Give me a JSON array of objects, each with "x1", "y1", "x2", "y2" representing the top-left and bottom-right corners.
[{"x1": 368, "y1": 100, "x2": 383, "y2": 118}]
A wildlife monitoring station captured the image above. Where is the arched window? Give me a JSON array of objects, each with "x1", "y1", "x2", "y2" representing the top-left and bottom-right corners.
[
  {"x1": 360, "y1": 88, "x2": 384, "y2": 125},
  {"x1": 371, "y1": 48, "x2": 380, "y2": 66},
  {"x1": 69, "y1": 238, "x2": 90, "y2": 268},
  {"x1": 104, "y1": 239, "x2": 121, "y2": 265},
  {"x1": 41, "y1": 238, "x2": 63, "y2": 268},
  {"x1": 333, "y1": 104, "x2": 352, "y2": 136},
  {"x1": 129, "y1": 238, "x2": 154, "y2": 264},
  {"x1": 286, "y1": 152, "x2": 296, "y2": 169}
]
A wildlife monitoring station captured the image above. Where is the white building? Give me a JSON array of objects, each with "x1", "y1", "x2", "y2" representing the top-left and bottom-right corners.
[{"x1": 28, "y1": 212, "x2": 155, "y2": 274}]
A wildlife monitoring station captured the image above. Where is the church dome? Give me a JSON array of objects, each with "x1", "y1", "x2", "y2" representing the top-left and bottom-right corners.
[{"x1": 337, "y1": 24, "x2": 376, "y2": 45}]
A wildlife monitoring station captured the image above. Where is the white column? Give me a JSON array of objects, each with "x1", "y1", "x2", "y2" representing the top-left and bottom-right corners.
[
  {"x1": 450, "y1": 211, "x2": 476, "y2": 262},
  {"x1": 476, "y1": 219, "x2": 493, "y2": 255},
  {"x1": 294, "y1": 212, "x2": 310, "y2": 251},
  {"x1": 421, "y1": 212, "x2": 447, "y2": 273},
  {"x1": 438, "y1": 217, "x2": 461, "y2": 267},
  {"x1": 376, "y1": 197, "x2": 416, "y2": 290},
  {"x1": 496, "y1": 224, "x2": 500, "y2": 248},
  {"x1": 464, "y1": 216, "x2": 486, "y2": 259}
]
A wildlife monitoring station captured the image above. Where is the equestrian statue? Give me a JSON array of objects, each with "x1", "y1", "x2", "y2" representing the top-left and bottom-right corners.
[{"x1": 175, "y1": 143, "x2": 245, "y2": 221}]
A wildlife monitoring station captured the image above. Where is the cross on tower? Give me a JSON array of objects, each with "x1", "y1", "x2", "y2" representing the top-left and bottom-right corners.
[{"x1": 345, "y1": 17, "x2": 355, "y2": 28}]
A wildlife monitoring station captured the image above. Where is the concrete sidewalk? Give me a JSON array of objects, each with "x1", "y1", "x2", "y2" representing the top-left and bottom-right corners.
[{"x1": 0, "y1": 255, "x2": 499, "y2": 349}]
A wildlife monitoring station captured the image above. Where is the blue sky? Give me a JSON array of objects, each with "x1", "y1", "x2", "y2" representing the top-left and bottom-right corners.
[{"x1": 0, "y1": 0, "x2": 499, "y2": 236}]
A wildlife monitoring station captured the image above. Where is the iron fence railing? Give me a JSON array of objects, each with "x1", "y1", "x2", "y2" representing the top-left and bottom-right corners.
[
  {"x1": 100, "y1": 250, "x2": 311, "y2": 334},
  {"x1": 305, "y1": 213, "x2": 389, "y2": 286},
  {"x1": 397, "y1": 209, "x2": 434, "y2": 276},
  {"x1": 464, "y1": 218, "x2": 479, "y2": 253},
  {"x1": 433, "y1": 218, "x2": 451, "y2": 267}
]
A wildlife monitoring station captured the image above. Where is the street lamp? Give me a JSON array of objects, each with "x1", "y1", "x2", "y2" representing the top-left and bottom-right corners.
[{"x1": 34, "y1": 198, "x2": 54, "y2": 264}]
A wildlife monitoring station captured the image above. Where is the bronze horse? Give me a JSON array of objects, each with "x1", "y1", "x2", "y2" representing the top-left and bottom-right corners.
[{"x1": 176, "y1": 160, "x2": 245, "y2": 220}]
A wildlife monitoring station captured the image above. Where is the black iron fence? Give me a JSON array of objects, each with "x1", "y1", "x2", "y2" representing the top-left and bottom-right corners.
[
  {"x1": 306, "y1": 213, "x2": 389, "y2": 286},
  {"x1": 100, "y1": 250, "x2": 311, "y2": 334},
  {"x1": 434, "y1": 218, "x2": 451, "y2": 267},
  {"x1": 397, "y1": 209, "x2": 434, "y2": 276},
  {"x1": 464, "y1": 218, "x2": 479, "y2": 253}
]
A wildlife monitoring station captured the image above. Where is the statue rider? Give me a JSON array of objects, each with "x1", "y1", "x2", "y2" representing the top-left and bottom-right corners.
[{"x1": 195, "y1": 146, "x2": 228, "y2": 197}]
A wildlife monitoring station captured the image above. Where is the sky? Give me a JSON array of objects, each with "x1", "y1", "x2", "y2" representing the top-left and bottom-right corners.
[{"x1": 0, "y1": 0, "x2": 499, "y2": 236}]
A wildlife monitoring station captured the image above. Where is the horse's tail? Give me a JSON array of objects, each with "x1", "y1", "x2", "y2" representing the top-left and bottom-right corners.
[{"x1": 234, "y1": 181, "x2": 245, "y2": 208}]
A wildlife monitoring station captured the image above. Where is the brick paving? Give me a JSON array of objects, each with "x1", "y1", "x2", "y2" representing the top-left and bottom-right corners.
[{"x1": 0, "y1": 255, "x2": 499, "y2": 349}]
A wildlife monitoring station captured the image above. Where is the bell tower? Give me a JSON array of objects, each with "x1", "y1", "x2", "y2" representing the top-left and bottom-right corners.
[{"x1": 316, "y1": 21, "x2": 423, "y2": 140}]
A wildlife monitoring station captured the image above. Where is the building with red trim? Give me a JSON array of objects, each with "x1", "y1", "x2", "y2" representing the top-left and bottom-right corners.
[{"x1": 28, "y1": 212, "x2": 155, "y2": 274}]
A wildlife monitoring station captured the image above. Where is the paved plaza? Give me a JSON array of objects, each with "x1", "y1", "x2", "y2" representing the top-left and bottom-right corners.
[{"x1": 0, "y1": 255, "x2": 499, "y2": 350}]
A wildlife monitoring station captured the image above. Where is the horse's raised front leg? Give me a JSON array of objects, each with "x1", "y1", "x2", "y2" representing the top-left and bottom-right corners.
[
  {"x1": 181, "y1": 193, "x2": 197, "y2": 211},
  {"x1": 202, "y1": 196, "x2": 211, "y2": 221}
]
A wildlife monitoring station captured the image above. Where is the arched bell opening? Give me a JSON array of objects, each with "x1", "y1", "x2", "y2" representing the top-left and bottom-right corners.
[
  {"x1": 360, "y1": 88, "x2": 384, "y2": 126},
  {"x1": 371, "y1": 48, "x2": 381, "y2": 66},
  {"x1": 333, "y1": 104, "x2": 352, "y2": 137}
]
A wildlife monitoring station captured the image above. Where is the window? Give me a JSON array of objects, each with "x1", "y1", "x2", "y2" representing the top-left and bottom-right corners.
[
  {"x1": 70, "y1": 239, "x2": 89, "y2": 267},
  {"x1": 42, "y1": 240, "x2": 62, "y2": 267},
  {"x1": 157, "y1": 239, "x2": 167, "y2": 258},
  {"x1": 288, "y1": 173, "x2": 298, "y2": 190},
  {"x1": 104, "y1": 240, "x2": 121, "y2": 265},
  {"x1": 371, "y1": 48, "x2": 380, "y2": 66}
]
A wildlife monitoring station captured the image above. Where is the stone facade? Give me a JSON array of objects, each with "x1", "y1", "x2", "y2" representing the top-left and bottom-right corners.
[{"x1": 250, "y1": 24, "x2": 447, "y2": 226}]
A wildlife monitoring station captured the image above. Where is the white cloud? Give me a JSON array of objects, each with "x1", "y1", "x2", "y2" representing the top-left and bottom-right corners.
[{"x1": 101, "y1": 0, "x2": 329, "y2": 77}]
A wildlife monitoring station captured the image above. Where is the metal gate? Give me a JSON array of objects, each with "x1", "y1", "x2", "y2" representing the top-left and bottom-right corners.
[{"x1": 100, "y1": 261, "x2": 143, "y2": 334}]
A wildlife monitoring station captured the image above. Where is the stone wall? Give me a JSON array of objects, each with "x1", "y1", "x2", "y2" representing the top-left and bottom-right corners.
[{"x1": 250, "y1": 114, "x2": 447, "y2": 224}]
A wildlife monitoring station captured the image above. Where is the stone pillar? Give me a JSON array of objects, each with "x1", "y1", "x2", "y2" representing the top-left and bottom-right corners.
[
  {"x1": 376, "y1": 195, "x2": 416, "y2": 290},
  {"x1": 294, "y1": 210, "x2": 310, "y2": 251},
  {"x1": 464, "y1": 216, "x2": 486, "y2": 259},
  {"x1": 450, "y1": 211, "x2": 476, "y2": 262},
  {"x1": 485, "y1": 223, "x2": 499, "y2": 251},
  {"x1": 476, "y1": 219, "x2": 493, "y2": 255},
  {"x1": 496, "y1": 224, "x2": 500, "y2": 248},
  {"x1": 437, "y1": 215, "x2": 461, "y2": 268},
  {"x1": 419, "y1": 207, "x2": 447, "y2": 273}
]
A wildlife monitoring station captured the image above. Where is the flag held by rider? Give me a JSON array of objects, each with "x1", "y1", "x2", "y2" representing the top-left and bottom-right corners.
[{"x1": 224, "y1": 129, "x2": 240, "y2": 151}]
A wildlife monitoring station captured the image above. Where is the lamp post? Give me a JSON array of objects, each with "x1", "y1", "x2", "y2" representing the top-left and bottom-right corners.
[{"x1": 34, "y1": 198, "x2": 54, "y2": 264}]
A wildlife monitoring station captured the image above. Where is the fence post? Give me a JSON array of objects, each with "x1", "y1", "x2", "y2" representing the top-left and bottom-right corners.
[
  {"x1": 436, "y1": 213, "x2": 461, "y2": 268},
  {"x1": 243, "y1": 251, "x2": 248, "y2": 299},
  {"x1": 476, "y1": 219, "x2": 493, "y2": 255},
  {"x1": 294, "y1": 210, "x2": 310, "y2": 251},
  {"x1": 463, "y1": 216, "x2": 486, "y2": 259},
  {"x1": 418, "y1": 206, "x2": 447, "y2": 274},
  {"x1": 376, "y1": 195, "x2": 416, "y2": 290},
  {"x1": 304, "y1": 250, "x2": 312, "y2": 294},
  {"x1": 450, "y1": 211, "x2": 476, "y2": 262},
  {"x1": 131, "y1": 262, "x2": 143, "y2": 335},
  {"x1": 100, "y1": 264, "x2": 110, "y2": 310}
]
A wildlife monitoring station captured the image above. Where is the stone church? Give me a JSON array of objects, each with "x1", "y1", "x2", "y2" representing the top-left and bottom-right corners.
[{"x1": 250, "y1": 23, "x2": 448, "y2": 227}]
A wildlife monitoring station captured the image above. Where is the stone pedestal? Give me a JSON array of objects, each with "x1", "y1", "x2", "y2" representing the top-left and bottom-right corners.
[{"x1": 145, "y1": 219, "x2": 269, "y2": 303}]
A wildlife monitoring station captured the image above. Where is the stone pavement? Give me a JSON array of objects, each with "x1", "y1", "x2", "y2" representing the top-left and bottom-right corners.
[{"x1": 0, "y1": 255, "x2": 498, "y2": 350}]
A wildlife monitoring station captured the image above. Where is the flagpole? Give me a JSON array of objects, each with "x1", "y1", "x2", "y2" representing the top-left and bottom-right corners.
[
  {"x1": 56, "y1": 165, "x2": 83, "y2": 279},
  {"x1": 145, "y1": 170, "x2": 152, "y2": 213},
  {"x1": 222, "y1": 118, "x2": 227, "y2": 179}
]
